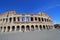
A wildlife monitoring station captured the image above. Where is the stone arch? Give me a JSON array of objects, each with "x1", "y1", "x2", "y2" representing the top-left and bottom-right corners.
[
  {"x1": 1, "y1": 26, "x2": 2, "y2": 32},
  {"x1": 44, "y1": 18, "x2": 46, "y2": 22},
  {"x1": 43, "y1": 25, "x2": 45, "y2": 29},
  {"x1": 46, "y1": 25, "x2": 49, "y2": 30},
  {"x1": 31, "y1": 17, "x2": 33, "y2": 21},
  {"x1": 6, "y1": 18, "x2": 8, "y2": 22},
  {"x1": 12, "y1": 26, "x2": 15, "y2": 31},
  {"x1": 38, "y1": 17, "x2": 40, "y2": 21},
  {"x1": 13, "y1": 17, "x2": 16, "y2": 22},
  {"x1": 39, "y1": 25, "x2": 42, "y2": 30},
  {"x1": 17, "y1": 17, "x2": 20, "y2": 21},
  {"x1": 16, "y1": 26, "x2": 20, "y2": 31},
  {"x1": 26, "y1": 17, "x2": 29, "y2": 22},
  {"x1": 47, "y1": 19, "x2": 48, "y2": 22},
  {"x1": 9, "y1": 17, "x2": 12, "y2": 22},
  {"x1": 4, "y1": 26, "x2": 6, "y2": 32},
  {"x1": 49, "y1": 25, "x2": 50, "y2": 29},
  {"x1": 8, "y1": 26, "x2": 10, "y2": 32},
  {"x1": 35, "y1": 25, "x2": 38, "y2": 30},
  {"x1": 3, "y1": 18, "x2": 5, "y2": 22},
  {"x1": 35, "y1": 17, "x2": 37, "y2": 21},
  {"x1": 42, "y1": 18, "x2": 44, "y2": 21},
  {"x1": 0, "y1": 27, "x2": 1, "y2": 32},
  {"x1": 21, "y1": 25, "x2": 25, "y2": 31},
  {"x1": 31, "y1": 25, "x2": 34, "y2": 31},
  {"x1": 26, "y1": 25, "x2": 30, "y2": 31}
]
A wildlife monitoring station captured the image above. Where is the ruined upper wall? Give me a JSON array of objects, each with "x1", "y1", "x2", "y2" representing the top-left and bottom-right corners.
[
  {"x1": 0, "y1": 11, "x2": 16, "y2": 17},
  {"x1": 0, "y1": 11, "x2": 51, "y2": 19}
]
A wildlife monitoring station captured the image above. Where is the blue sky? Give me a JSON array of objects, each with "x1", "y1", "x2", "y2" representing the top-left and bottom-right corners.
[{"x1": 0, "y1": 0, "x2": 60, "y2": 24}]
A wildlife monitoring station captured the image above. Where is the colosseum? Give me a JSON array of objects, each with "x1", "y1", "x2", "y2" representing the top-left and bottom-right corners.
[{"x1": 0, "y1": 11, "x2": 54, "y2": 32}]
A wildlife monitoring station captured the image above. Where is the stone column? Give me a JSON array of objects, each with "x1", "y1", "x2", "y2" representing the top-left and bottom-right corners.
[
  {"x1": 25, "y1": 25, "x2": 26, "y2": 32},
  {"x1": 8, "y1": 17, "x2": 9, "y2": 23},
  {"x1": 16, "y1": 17, "x2": 17, "y2": 22},
  {"x1": 48, "y1": 26, "x2": 49, "y2": 29},
  {"x1": 49, "y1": 25, "x2": 50, "y2": 29},
  {"x1": 4, "y1": 18, "x2": 6, "y2": 24},
  {"x1": 20, "y1": 17, "x2": 22, "y2": 22},
  {"x1": 34, "y1": 25, "x2": 36, "y2": 31},
  {"x1": 41, "y1": 17, "x2": 42, "y2": 22},
  {"x1": 45, "y1": 25, "x2": 47, "y2": 29},
  {"x1": 37, "y1": 17, "x2": 38, "y2": 22},
  {"x1": 43, "y1": 18, "x2": 44, "y2": 22},
  {"x1": 24, "y1": 17, "x2": 25, "y2": 22},
  {"x1": 30, "y1": 25, "x2": 31, "y2": 31},
  {"x1": 20, "y1": 26, "x2": 21, "y2": 32},
  {"x1": 34, "y1": 17, "x2": 35, "y2": 22},
  {"x1": 10, "y1": 26, "x2": 12, "y2": 32},
  {"x1": 25, "y1": 17, "x2": 26, "y2": 22},
  {"x1": 29, "y1": 17, "x2": 31, "y2": 22},
  {"x1": 34, "y1": 25, "x2": 35, "y2": 31},
  {"x1": 1, "y1": 27, "x2": 2, "y2": 32},
  {"x1": 12, "y1": 17, "x2": 13, "y2": 23},
  {"x1": 5, "y1": 27, "x2": 7, "y2": 32},
  {"x1": 38, "y1": 25, "x2": 40, "y2": 31},
  {"x1": 0, "y1": 27, "x2": 1, "y2": 32},
  {"x1": 47, "y1": 25, "x2": 49, "y2": 30},
  {"x1": 15, "y1": 26, "x2": 16, "y2": 31},
  {"x1": 42, "y1": 25, "x2": 43, "y2": 30},
  {"x1": 43, "y1": 18, "x2": 45, "y2": 22},
  {"x1": 2, "y1": 27, "x2": 4, "y2": 32},
  {"x1": 4, "y1": 18, "x2": 6, "y2": 23}
]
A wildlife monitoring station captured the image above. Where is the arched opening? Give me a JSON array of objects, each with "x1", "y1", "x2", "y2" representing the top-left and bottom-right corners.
[
  {"x1": 31, "y1": 17, "x2": 33, "y2": 21},
  {"x1": 1, "y1": 27, "x2": 2, "y2": 31},
  {"x1": 31, "y1": 25, "x2": 34, "y2": 31},
  {"x1": 12, "y1": 26, "x2": 15, "y2": 31},
  {"x1": 4, "y1": 27, "x2": 6, "y2": 32},
  {"x1": 6, "y1": 18, "x2": 8, "y2": 22},
  {"x1": 45, "y1": 18, "x2": 46, "y2": 22},
  {"x1": 26, "y1": 17, "x2": 29, "y2": 22},
  {"x1": 35, "y1": 17, "x2": 37, "y2": 21},
  {"x1": 17, "y1": 26, "x2": 20, "y2": 31},
  {"x1": 26, "y1": 25, "x2": 30, "y2": 31},
  {"x1": 49, "y1": 25, "x2": 50, "y2": 29},
  {"x1": 17, "y1": 17, "x2": 20, "y2": 21},
  {"x1": 46, "y1": 25, "x2": 49, "y2": 30},
  {"x1": 22, "y1": 17, "x2": 25, "y2": 22},
  {"x1": 9, "y1": 17, "x2": 12, "y2": 23},
  {"x1": 47, "y1": 19, "x2": 48, "y2": 22},
  {"x1": 8, "y1": 26, "x2": 10, "y2": 32},
  {"x1": 39, "y1": 25, "x2": 42, "y2": 30},
  {"x1": 43, "y1": 25, "x2": 45, "y2": 29},
  {"x1": 3, "y1": 18, "x2": 5, "y2": 22},
  {"x1": 38, "y1": 17, "x2": 40, "y2": 21},
  {"x1": 21, "y1": 25, "x2": 25, "y2": 31},
  {"x1": 35, "y1": 25, "x2": 38, "y2": 30},
  {"x1": 0, "y1": 27, "x2": 1, "y2": 32},
  {"x1": 13, "y1": 17, "x2": 16, "y2": 22},
  {"x1": 42, "y1": 18, "x2": 44, "y2": 21}
]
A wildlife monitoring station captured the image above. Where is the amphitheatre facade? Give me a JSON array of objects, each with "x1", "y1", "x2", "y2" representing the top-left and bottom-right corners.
[{"x1": 0, "y1": 11, "x2": 54, "y2": 32}]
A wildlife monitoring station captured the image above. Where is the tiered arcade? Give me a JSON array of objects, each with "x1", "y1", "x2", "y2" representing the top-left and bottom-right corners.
[{"x1": 0, "y1": 11, "x2": 54, "y2": 32}]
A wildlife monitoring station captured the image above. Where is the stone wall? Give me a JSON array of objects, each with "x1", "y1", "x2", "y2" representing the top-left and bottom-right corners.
[{"x1": 0, "y1": 11, "x2": 54, "y2": 32}]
